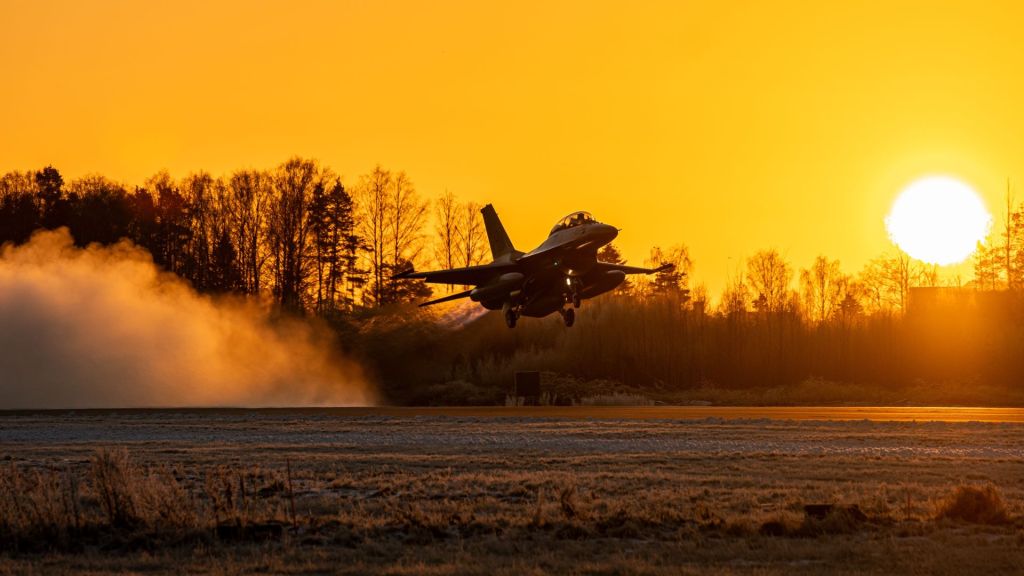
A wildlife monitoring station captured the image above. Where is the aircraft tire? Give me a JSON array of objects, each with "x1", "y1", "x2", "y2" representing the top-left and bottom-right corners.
[
  {"x1": 572, "y1": 294, "x2": 581, "y2": 308},
  {"x1": 563, "y1": 307, "x2": 575, "y2": 327},
  {"x1": 505, "y1": 308, "x2": 517, "y2": 328}
]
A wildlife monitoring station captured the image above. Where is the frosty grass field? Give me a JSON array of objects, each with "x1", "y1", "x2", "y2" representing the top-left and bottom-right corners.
[{"x1": 0, "y1": 407, "x2": 1022, "y2": 575}]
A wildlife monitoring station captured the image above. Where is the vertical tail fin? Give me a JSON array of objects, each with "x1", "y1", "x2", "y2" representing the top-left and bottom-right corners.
[{"x1": 481, "y1": 204, "x2": 516, "y2": 261}]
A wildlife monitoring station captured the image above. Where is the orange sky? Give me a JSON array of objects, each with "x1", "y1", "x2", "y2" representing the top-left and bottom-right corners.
[{"x1": 4, "y1": 1, "x2": 1024, "y2": 295}]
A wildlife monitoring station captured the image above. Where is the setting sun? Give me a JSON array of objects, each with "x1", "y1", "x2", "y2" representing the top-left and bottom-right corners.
[{"x1": 885, "y1": 176, "x2": 992, "y2": 266}]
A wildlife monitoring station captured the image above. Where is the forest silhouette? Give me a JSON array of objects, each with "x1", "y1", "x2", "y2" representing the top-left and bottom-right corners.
[{"x1": 3, "y1": 158, "x2": 1024, "y2": 406}]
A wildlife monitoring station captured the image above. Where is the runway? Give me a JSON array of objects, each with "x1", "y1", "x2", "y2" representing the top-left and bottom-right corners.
[
  {"x1": 318, "y1": 405, "x2": 1024, "y2": 422},
  {"x1": 4, "y1": 404, "x2": 1024, "y2": 423}
]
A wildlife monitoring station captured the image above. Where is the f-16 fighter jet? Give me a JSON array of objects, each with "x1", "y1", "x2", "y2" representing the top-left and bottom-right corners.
[{"x1": 395, "y1": 205, "x2": 673, "y2": 327}]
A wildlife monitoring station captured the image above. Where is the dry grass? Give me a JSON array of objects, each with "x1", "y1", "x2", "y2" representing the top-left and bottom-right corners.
[
  {"x1": 0, "y1": 411, "x2": 1023, "y2": 574},
  {"x1": 0, "y1": 448, "x2": 303, "y2": 554}
]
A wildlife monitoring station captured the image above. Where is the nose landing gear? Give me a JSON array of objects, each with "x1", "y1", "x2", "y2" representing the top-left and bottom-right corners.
[{"x1": 565, "y1": 276, "x2": 582, "y2": 309}]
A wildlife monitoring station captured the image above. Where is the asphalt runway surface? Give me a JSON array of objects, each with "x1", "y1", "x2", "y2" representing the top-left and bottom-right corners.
[
  {"x1": 4, "y1": 405, "x2": 1022, "y2": 421},
  {"x1": 2, "y1": 406, "x2": 1023, "y2": 460},
  {"x1": 303, "y1": 405, "x2": 1024, "y2": 422}
]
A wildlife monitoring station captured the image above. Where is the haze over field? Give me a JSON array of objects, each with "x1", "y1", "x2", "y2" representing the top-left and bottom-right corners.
[{"x1": 0, "y1": 229, "x2": 373, "y2": 408}]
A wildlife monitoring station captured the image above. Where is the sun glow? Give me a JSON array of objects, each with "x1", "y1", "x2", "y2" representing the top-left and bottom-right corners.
[{"x1": 885, "y1": 176, "x2": 992, "y2": 266}]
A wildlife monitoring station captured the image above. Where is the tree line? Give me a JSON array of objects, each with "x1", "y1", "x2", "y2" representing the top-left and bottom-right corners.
[
  {"x1": 1, "y1": 160, "x2": 466, "y2": 313},
  {"x1": 346, "y1": 185, "x2": 1024, "y2": 404},
  {"x1": 0, "y1": 159, "x2": 694, "y2": 312},
  {"x1": 4, "y1": 160, "x2": 1024, "y2": 403},
  {"x1": 368, "y1": 242, "x2": 1024, "y2": 405}
]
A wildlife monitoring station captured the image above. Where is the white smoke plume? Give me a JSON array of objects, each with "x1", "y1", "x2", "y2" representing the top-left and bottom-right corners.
[
  {"x1": 431, "y1": 299, "x2": 490, "y2": 330},
  {"x1": 0, "y1": 229, "x2": 375, "y2": 408}
]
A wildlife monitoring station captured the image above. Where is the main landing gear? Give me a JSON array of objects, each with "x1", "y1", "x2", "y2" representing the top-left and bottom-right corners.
[
  {"x1": 503, "y1": 302, "x2": 576, "y2": 329},
  {"x1": 503, "y1": 303, "x2": 519, "y2": 328},
  {"x1": 560, "y1": 307, "x2": 575, "y2": 327}
]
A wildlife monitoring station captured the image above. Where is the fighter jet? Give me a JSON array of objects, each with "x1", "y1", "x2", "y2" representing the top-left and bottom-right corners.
[{"x1": 394, "y1": 205, "x2": 674, "y2": 328}]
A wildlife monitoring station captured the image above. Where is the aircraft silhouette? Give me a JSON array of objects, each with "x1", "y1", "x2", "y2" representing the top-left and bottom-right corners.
[{"x1": 394, "y1": 204, "x2": 673, "y2": 327}]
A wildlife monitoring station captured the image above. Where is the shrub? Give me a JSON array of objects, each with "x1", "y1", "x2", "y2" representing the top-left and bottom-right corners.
[
  {"x1": 92, "y1": 448, "x2": 140, "y2": 528},
  {"x1": 935, "y1": 485, "x2": 1010, "y2": 525}
]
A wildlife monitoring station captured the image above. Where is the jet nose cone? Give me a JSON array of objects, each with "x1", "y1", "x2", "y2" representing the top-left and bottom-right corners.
[{"x1": 597, "y1": 223, "x2": 618, "y2": 242}]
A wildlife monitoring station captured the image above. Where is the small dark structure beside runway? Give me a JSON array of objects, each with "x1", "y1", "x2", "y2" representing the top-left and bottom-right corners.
[{"x1": 511, "y1": 371, "x2": 542, "y2": 406}]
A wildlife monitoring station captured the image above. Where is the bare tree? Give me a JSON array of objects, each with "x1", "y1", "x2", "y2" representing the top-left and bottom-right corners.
[
  {"x1": 859, "y1": 251, "x2": 914, "y2": 314},
  {"x1": 746, "y1": 249, "x2": 792, "y2": 313},
  {"x1": 1002, "y1": 181, "x2": 1017, "y2": 290},
  {"x1": 972, "y1": 239, "x2": 1001, "y2": 291},
  {"x1": 0, "y1": 171, "x2": 36, "y2": 200},
  {"x1": 226, "y1": 170, "x2": 271, "y2": 295},
  {"x1": 180, "y1": 172, "x2": 217, "y2": 290},
  {"x1": 356, "y1": 166, "x2": 430, "y2": 306},
  {"x1": 0, "y1": 171, "x2": 40, "y2": 244},
  {"x1": 356, "y1": 165, "x2": 392, "y2": 306},
  {"x1": 969, "y1": 183, "x2": 1021, "y2": 291},
  {"x1": 388, "y1": 171, "x2": 427, "y2": 271},
  {"x1": 1012, "y1": 206, "x2": 1024, "y2": 288},
  {"x1": 64, "y1": 174, "x2": 133, "y2": 246},
  {"x1": 1003, "y1": 185, "x2": 1024, "y2": 290},
  {"x1": 719, "y1": 272, "x2": 750, "y2": 317},
  {"x1": 916, "y1": 263, "x2": 939, "y2": 288},
  {"x1": 433, "y1": 190, "x2": 460, "y2": 292},
  {"x1": 799, "y1": 255, "x2": 847, "y2": 324},
  {"x1": 458, "y1": 201, "x2": 487, "y2": 268},
  {"x1": 207, "y1": 177, "x2": 242, "y2": 293},
  {"x1": 267, "y1": 157, "x2": 322, "y2": 311},
  {"x1": 690, "y1": 282, "x2": 709, "y2": 313},
  {"x1": 386, "y1": 171, "x2": 429, "y2": 303},
  {"x1": 144, "y1": 171, "x2": 189, "y2": 278}
]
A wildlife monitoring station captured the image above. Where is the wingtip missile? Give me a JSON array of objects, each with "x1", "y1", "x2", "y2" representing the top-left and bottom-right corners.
[{"x1": 418, "y1": 289, "x2": 474, "y2": 307}]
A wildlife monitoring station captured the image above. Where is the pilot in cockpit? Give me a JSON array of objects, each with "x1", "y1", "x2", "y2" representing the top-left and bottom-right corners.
[{"x1": 553, "y1": 212, "x2": 595, "y2": 234}]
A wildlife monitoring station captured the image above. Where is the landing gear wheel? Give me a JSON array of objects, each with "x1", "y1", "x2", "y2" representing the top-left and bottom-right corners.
[
  {"x1": 572, "y1": 293, "x2": 581, "y2": 309},
  {"x1": 504, "y1": 308, "x2": 518, "y2": 328},
  {"x1": 562, "y1": 307, "x2": 575, "y2": 327}
]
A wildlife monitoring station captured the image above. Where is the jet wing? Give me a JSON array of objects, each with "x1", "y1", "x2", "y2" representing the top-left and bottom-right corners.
[
  {"x1": 594, "y1": 262, "x2": 676, "y2": 275},
  {"x1": 393, "y1": 262, "x2": 518, "y2": 286}
]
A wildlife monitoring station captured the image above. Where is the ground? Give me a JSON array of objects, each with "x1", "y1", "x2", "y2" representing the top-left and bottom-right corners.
[{"x1": 1, "y1": 407, "x2": 1023, "y2": 575}]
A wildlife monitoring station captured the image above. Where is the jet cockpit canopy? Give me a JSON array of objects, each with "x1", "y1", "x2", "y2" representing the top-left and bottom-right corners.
[{"x1": 550, "y1": 211, "x2": 596, "y2": 234}]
